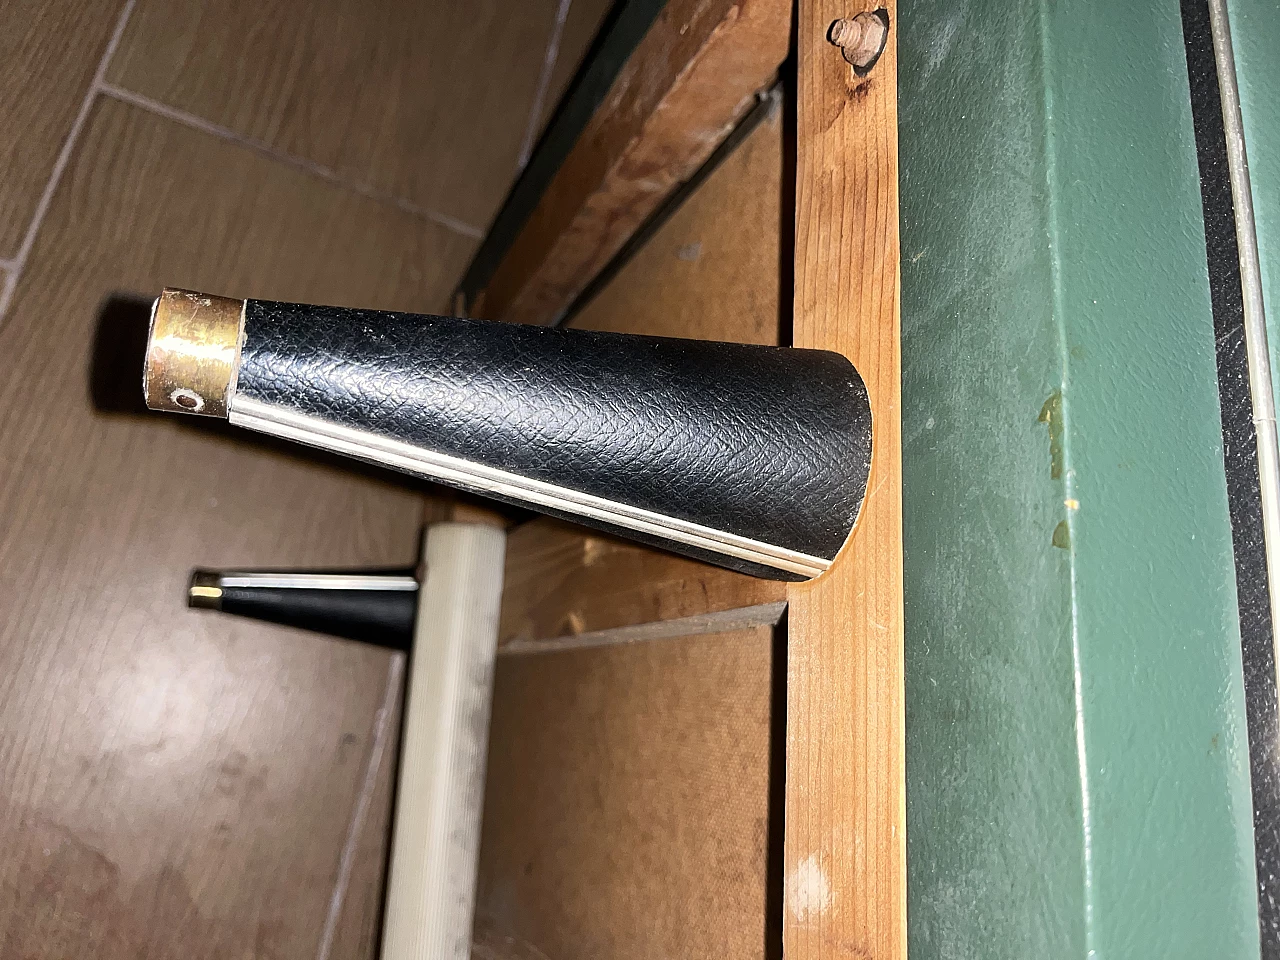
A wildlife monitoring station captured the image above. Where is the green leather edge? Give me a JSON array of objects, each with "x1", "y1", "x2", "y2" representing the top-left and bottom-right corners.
[
  {"x1": 1226, "y1": 0, "x2": 1280, "y2": 413},
  {"x1": 898, "y1": 0, "x2": 1259, "y2": 955}
]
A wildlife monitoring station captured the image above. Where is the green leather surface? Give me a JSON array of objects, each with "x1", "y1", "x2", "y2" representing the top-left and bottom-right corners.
[{"x1": 898, "y1": 0, "x2": 1259, "y2": 955}]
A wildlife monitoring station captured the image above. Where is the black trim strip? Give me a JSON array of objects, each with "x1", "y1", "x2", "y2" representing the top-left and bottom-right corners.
[{"x1": 1180, "y1": 1, "x2": 1280, "y2": 951}]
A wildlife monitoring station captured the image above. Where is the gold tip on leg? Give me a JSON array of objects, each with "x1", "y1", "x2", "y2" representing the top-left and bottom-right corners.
[{"x1": 188, "y1": 570, "x2": 224, "y2": 609}]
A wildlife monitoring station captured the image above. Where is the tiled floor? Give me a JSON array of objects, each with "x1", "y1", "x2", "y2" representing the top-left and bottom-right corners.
[
  {"x1": 107, "y1": 0, "x2": 561, "y2": 233},
  {"x1": 0, "y1": 0, "x2": 130, "y2": 259},
  {"x1": 0, "y1": 2, "x2": 610, "y2": 957}
]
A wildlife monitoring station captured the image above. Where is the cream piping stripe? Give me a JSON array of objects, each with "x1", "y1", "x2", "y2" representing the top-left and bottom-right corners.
[
  {"x1": 228, "y1": 395, "x2": 830, "y2": 578},
  {"x1": 218, "y1": 574, "x2": 418, "y2": 591}
]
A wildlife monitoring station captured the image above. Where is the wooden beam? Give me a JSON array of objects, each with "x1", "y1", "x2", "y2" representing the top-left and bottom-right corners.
[
  {"x1": 784, "y1": 2, "x2": 905, "y2": 958},
  {"x1": 477, "y1": 0, "x2": 792, "y2": 325},
  {"x1": 498, "y1": 517, "x2": 786, "y2": 651}
]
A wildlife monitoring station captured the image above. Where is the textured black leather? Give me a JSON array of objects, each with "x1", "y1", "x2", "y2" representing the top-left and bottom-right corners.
[
  {"x1": 219, "y1": 583, "x2": 416, "y2": 648},
  {"x1": 235, "y1": 299, "x2": 872, "y2": 579}
]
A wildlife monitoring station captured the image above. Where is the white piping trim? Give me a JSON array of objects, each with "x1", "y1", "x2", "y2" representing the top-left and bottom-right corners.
[
  {"x1": 218, "y1": 573, "x2": 417, "y2": 591},
  {"x1": 228, "y1": 395, "x2": 830, "y2": 578},
  {"x1": 1209, "y1": 0, "x2": 1280, "y2": 696}
]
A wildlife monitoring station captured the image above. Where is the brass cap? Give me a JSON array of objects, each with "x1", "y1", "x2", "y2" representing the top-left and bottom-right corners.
[
  {"x1": 143, "y1": 288, "x2": 245, "y2": 417},
  {"x1": 188, "y1": 570, "x2": 224, "y2": 609}
]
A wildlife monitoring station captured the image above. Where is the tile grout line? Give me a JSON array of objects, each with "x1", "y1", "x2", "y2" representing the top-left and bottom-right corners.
[
  {"x1": 97, "y1": 83, "x2": 484, "y2": 240},
  {"x1": 315, "y1": 652, "x2": 405, "y2": 960},
  {"x1": 0, "y1": 273, "x2": 15, "y2": 324},
  {"x1": 0, "y1": 0, "x2": 136, "y2": 324},
  {"x1": 517, "y1": 0, "x2": 574, "y2": 170},
  {"x1": 2, "y1": 0, "x2": 489, "y2": 330}
]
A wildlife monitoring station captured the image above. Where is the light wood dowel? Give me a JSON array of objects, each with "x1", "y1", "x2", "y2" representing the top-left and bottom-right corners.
[{"x1": 380, "y1": 522, "x2": 507, "y2": 960}]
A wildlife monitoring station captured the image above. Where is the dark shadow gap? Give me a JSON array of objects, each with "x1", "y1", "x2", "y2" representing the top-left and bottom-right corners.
[{"x1": 765, "y1": 611, "x2": 788, "y2": 960}]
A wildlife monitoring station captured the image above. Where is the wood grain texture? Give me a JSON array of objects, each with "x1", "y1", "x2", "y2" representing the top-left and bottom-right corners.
[
  {"x1": 784, "y1": 2, "x2": 905, "y2": 958},
  {"x1": 479, "y1": 0, "x2": 791, "y2": 325},
  {"x1": 476, "y1": 100, "x2": 789, "y2": 955},
  {"x1": 107, "y1": 0, "x2": 565, "y2": 232},
  {"x1": 0, "y1": 0, "x2": 126, "y2": 259},
  {"x1": 0, "y1": 95, "x2": 468, "y2": 958},
  {"x1": 476, "y1": 627, "x2": 777, "y2": 960},
  {"x1": 502, "y1": 601, "x2": 788, "y2": 655},
  {"x1": 570, "y1": 104, "x2": 784, "y2": 343},
  {"x1": 498, "y1": 518, "x2": 785, "y2": 650}
]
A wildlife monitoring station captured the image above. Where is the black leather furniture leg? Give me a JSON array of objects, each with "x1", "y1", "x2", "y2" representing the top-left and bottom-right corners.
[{"x1": 142, "y1": 288, "x2": 872, "y2": 580}]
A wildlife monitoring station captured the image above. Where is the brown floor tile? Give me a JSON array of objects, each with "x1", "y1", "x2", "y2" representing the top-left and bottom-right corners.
[
  {"x1": 107, "y1": 0, "x2": 565, "y2": 233},
  {"x1": 570, "y1": 107, "x2": 783, "y2": 344},
  {"x1": 317, "y1": 659, "x2": 404, "y2": 960},
  {"x1": 0, "y1": 95, "x2": 465, "y2": 958},
  {"x1": 476, "y1": 629, "x2": 774, "y2": 960},
  {"x1": 0, "y1": 0, "x2": 129, "y2": 259},
  {"x1": 538, "y1": 0, "x2": 616, "y2": 135}
]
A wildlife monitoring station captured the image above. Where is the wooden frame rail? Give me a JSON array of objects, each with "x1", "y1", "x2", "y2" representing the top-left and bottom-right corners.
[{"x1": 785, "y1": 2, "x2": 905, "y2": 957}]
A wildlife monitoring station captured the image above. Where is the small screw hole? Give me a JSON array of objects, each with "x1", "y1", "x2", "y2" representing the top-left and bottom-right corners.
[{"x1": 169, "y1": 388, "x2": 205, "y2": 412}]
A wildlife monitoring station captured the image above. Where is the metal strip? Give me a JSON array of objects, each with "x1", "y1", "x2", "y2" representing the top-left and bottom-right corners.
[
  {"x1": 1210, "y1": 0, "x2": 1280, "y2": 691},
  {"x1": 217, "y1": 573, "x2": 418, "y2": 591},
  {"x1": 228, "y1": 395, "x2": 831, "y2": 579}
]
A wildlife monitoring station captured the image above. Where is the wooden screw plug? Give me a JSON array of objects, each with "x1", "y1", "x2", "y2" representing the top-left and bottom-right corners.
[{"x1": 828, "y1": 11, "x2": 889, "y2": 75}]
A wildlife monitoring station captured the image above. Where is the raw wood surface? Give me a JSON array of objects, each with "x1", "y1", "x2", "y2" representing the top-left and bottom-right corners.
[
  {"x1": 476, "y1": 627, "x2": 779, "y2": 960},
  {"x1": 570, "y1": 104, "x2": 785, "y2": 343},
  {"x1": 478, "y1": 0, "x2": 792, "y2": 325},
  {"x1": 498, "y1": 518, "x2": 785, "y2": 650},
  {"x1": 502, "y1": 601, "x2": 787, "y2": 655},
  {"x1": 107, "y1": 0, "x2": 567, "y2": 233},
  {"x1": 0, "y1": 0, "x2": 127, "y2": 258},
  {"x1": 0, "y1": 95, "x2": 465, "y2": 958},
  {"x1": 784, "y1": 2, "x2": 905, "y2": 958}
]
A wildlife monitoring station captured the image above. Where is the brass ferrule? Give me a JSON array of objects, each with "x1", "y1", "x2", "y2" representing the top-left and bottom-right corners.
[
  {"x1": 187, "y1": 570, "x2": 224, "y2": 609},
  {"x1": 142, "y1": 288, "x2": 245, "y2": 417}
]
